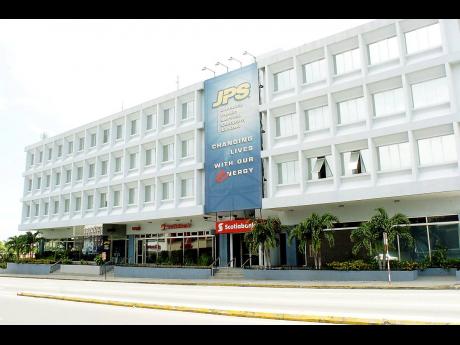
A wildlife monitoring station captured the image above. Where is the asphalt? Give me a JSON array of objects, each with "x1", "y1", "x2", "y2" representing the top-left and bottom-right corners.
[{"x1": 0, "y1": 271, "x2": 458, "y2": 290}]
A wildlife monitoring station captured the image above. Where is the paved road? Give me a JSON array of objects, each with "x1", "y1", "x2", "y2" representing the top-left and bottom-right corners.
[{"x1": 1, "y1": 276, "x2": 459, "y2": 324}]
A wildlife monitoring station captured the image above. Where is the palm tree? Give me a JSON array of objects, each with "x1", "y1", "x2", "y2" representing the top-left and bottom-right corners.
[
  {"x1": 244, "y1": 216, "x2": 282, "y2": 268},
  {"x1": 350, "y1": 208, "x2": 414, "y2": 269},
  {"x1": 23, "y1": 231, "x2": 40, "y2": 258},
  {"x1": 289, "y1": 213, "x2": 338, "y2": 270},
  {"x1": 5, "y1": 235, "x2": 27, "y2": 261}
]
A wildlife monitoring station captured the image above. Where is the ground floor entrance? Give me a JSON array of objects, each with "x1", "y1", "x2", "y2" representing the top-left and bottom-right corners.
[{"x1": 218, "y1": 233, "x2": 259, "y2": 268}]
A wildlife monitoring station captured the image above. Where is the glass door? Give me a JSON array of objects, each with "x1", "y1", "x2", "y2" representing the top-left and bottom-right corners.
[{"x1": 136, "y1": 239, "x2": 145, "y2": 264}]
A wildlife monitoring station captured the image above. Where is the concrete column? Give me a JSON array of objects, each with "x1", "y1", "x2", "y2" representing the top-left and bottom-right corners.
[{"x1": 218, "y1": 235, "x2": 228, "y2": 267}]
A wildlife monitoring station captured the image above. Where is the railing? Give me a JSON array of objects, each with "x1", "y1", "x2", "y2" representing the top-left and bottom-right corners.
[
  {"x1": 227, "y1": 257, "x2": 236, "y2": 268},
  {"x1": 209, "y1": 258, "x2": 220, "y2": 276},
  {"x1": 50, "y1": 260, "x2": 61, "y2": 273},
  {"x1": 241, "y1": 258, "x2": 251, "y2": 269}
]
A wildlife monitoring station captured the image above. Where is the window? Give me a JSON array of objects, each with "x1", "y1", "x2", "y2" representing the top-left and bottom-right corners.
[
  {"x1": 146, "y1": 114, "x2": 153, "y2": 131},
  {"x1": 128, "y1": 187, "x2": 136, "y2": 205},
  {"x1": 130, "y1": 119, "x2": 137, "y2": 136},
  {"x1": 129, "y1": 153, "x2": 137, "y2": 170},
  {"x1": 337, "y1": 97, "x2": 366, "y2": 125},
  {"x1": 35, "y1": 203, "x2": 39, "y2": 217},
  {"x1": 75, "y1": 197, "x2": 81, "y2": 211},
  {"x1": 55, "y1": 172, "x2": 61, "y2": 186},
  {"x1": 145, "y1": 149, "x2": 153, "y2": 166},
  {"x1": 101, "y1": 160, "x2": 108, "y2": 176},
  {"x1": 38, "y1": 151, "x2": 43, "y2": 163},
  {"x1": 180, "y1": 178, "x2": 193, "y2": 198},
  {"x1": 411, "y1": 77, "x2": 449, "y2": 109},
  {"x1": 113, "y1": 190, "x2": 120, "y2": 207},
  {"x1": 405, "y1": 23, "x2": 442, "y2": 55},
  {"x1": 57, "y1": 145, "x2": 62, "y2": 157},
  {"x1": 36, "y1": 176, "x2": 41, "y2": 189},
  {"x1": 88, "y1": 163, "x2": 95, "y2": 178},
  {"x1": 100, "y1": 193, "x2": 107, "y2": 208},
  {"x1": 44, "y1": 202, "x2": 49, "y2": 216},
  {"x1": 181, "y1": 101, "x2": 194, "y2": 120},
  {"x1": 162, "y1": 181, "x2": 174, "y2": 200},
  {"x1": 90, "y1": 133, "x2": 96, "y2": 147},
  {"x1": 308, "y1": 156, "x2": 333, "y2": 180},
  {"x1": 79, "y1": 137, "x2": 84, "y2": 151},
  {"x1": 28, "y1": 179, "x2": 32, "y2": 191},
  {"x1": 341, "y1": 149, "x2": 369, "y2": 176},
  {"x1": 87, "y1": 195, "x2": 93, "y2": 210},
  {"x1": 274, "y1": 68, "x2": 295, "y2": 92},
  {"x1": 48, "y1": 148, "x2": 52, "y2": 160},
  {"x1": 418, "y1": 134, "x2": 457, "y2": 166},
  {"x1": 26, "y1": 205, "x2": 31, "y2": 218},
  {"x1": 373, "y1": 88, "x2": 405, "y2": 117},
  {"x1": 275, "y1": 113, "x2": 296, "y2": 137},
  {"x1": 77, "y1": 167, "x2": 83, "y2": 181},
  {"x1": 116, "y1": 124, "x2": 123, "y2": 140},
  {"x1": 30, "y1": 153, "x2": 34, "y2": 165},
  {"x1": 68, "y1": 141, "x2": 73, "y2": 154},
  {"x1": 378, "y1": 142, "x2": 411, "y2": 171},
  {"x1": 303, "y1": 59, "x2": 326, "y2": 84},
  {"x1": 53, "y1": 200, "x2": 59, "y2": 214},
  {"x1": 144, "y1": 185, "x2": 152, "y2": 203},
  {"x1": 181, "y1": 139, "x2": 193, "y2": 158},
  {"x1": 334, "y1": 48, "x2": 361, "y2": 75},
  {"x1": 46, "y1": 174, "x2": 50, "y2": 187},
  {"x1": 305, "y1": 105, "x2": 329, "y2": 131},
  {"x1": 64, "y1": 199, "x2": 70, "y2": 213},
  {"x1": 65, "y1": 170, "x2": 71, "y2": 183},
  {"x1": 368, "y1": 36, "x2": 399, "y2": 65},
  {"x1": 163, "y1": 108, "x2": 174, "y2": 126},
  {"x1": 103, "y1": 129, "x2": 109, "y2": 144},
  {"x1": 115, "y1": 157, "x2": 122, "y2": 172},
  {"x1": 162, "y1": 143, "x2": 174, "y2": 162},
  {"x1": 277, "y1": 160, "x2": 299, "y2": 185}
]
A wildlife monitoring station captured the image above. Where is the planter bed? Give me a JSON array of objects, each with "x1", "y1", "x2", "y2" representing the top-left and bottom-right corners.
[
  {"x1": 243, "y1": 269, "x2": 418, "y2": 281},
  {"x1": 6, "y1": 262, "x2": 57, "y2": 275},
  {"x1": 59, "y1": 264, "x2": 106, "y2": 275},
  {"x1": 0, "y1": 268, "x2": 7, "y2": 274},
  {"x1": 456, "y1": 270, "x2": 460, "y2": 282},
  {"x1": 418, "y1": 267, "x2": 457, "y2": 276},
  {"x1": 114, "y1": 265, "x2": 212, "y2": 279}
]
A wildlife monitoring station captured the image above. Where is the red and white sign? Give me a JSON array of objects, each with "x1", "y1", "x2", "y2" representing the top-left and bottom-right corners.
[
  {"x1": 160, "y1": 223, "x2": 192, "y2": 230},
  {"x1": 215, "y1": 219, "x2": 254, "y2": 234},
  {"x1": 131, "y1": 226, "x2": 141, "y2": 231}
]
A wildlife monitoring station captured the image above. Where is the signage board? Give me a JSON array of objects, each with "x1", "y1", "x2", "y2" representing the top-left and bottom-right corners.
[
  {"x1": 215, "y1": 219, "x2": 254, "y2": 234},
  {"x1": 83, "y1": 224, "x2": 103, "y2": 237},
  {"x1": 204, "y1": 63, "x2": 262, "y2": 213},
  {"x1": 160, "y1": 222, "x2": 192, "y2": 230}
]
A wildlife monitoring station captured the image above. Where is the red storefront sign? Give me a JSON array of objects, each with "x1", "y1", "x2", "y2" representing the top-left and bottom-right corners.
[
  {"x1": 131, "y1": 226, "x2": 141, "y2": 231},
  {"x1": 160, "y1": 222, "x2": 192, "y2": 230},
  {"x1": 215, "y1": 219, "x2": 254, "y2": 234}
]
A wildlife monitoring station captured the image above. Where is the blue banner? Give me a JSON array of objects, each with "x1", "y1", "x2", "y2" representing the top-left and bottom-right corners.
[{"x1": 204, "y1": 63, "x2": 262, "y2": 213}]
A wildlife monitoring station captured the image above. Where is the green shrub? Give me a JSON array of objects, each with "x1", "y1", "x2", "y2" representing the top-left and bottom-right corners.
[
  {"x1": 326, "y1": 260, "x2": 379, "y2": 271},
  {"x1": 445, "y1": 258, "x2": 460, "y2": 269},
  {"x1": 94, "y1": 255, "x2": 104, "y2": 266},
  {"x1": 61, "y1": 257, "x2": 72, "y2": 265},
  {"x1": 0, "y1": 262, "x2": 6, "y2": 269},
  {"x1": 197, "y1": 254, "x2": 212, "y2": 267},
  {"x1": 392, "y1": 260, "x2": 427, "y2": 271},
  {"x1": 430, "y1": 247, "x2": 448, "y2": 268},
  {"x1": 15, "y1": 259, "x2": 56, "y2": 265}
]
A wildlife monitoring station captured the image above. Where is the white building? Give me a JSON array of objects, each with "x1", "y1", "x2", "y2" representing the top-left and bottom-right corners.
[{"x1": 19, "y1": 19, "x2": 460, "y2": 266}]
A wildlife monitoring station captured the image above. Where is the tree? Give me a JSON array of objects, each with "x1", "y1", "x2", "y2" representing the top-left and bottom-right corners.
[
  {"x1": 350, "y1": 208, "x2": 414, "y2": 269},
  {"x1": 5, "y1": 235, "x2": 27, "y2": 261},
  {"x1": 0, "y1": 241, "x2": 6, "y2": 254},
  {"x1": 289, "y1": 213, "x2": 338, "y2": 270},
  {"x1": 244, "y1": 216, "x2": 282, "y2": 268},
  {"x1": 23, "y1": 231, "x2": 40, "y2": 258}
]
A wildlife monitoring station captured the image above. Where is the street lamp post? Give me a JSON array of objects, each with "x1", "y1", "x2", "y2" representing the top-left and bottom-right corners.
[
  {"x1": 228, "y1": 56, "x2": 242, "y2": 69},
  {"x1": 215, "y1": 61, "x2": 229, "y2": 73},
  {"x1": 242, "y1": 50, "x2": 256, "y2": 62},
  {"x1": 201, "y1": 66, "x2": 215, "y2": 77}
]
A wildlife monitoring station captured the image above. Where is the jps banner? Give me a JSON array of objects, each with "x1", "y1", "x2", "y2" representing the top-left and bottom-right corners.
[
  {"x1": 204, "y1": 63, "x2": 262, "y2": 213},
  {"x1": 215, "y1": 219, "x2": 254, "y2": 234}
]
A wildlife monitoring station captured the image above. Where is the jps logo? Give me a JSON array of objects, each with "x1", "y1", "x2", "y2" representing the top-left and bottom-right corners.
[{"x1": 212, "y1": 82, "x2": 251, "y2": 108}]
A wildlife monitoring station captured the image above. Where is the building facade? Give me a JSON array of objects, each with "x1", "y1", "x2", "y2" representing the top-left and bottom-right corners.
[{"x1": 19, "y1": 19, "x2": 460, "y2": 266}]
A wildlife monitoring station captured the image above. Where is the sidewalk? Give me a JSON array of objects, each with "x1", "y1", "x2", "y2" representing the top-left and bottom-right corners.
[{"x1": 0, "y1": 272, "x2": 458, "y2": 289}]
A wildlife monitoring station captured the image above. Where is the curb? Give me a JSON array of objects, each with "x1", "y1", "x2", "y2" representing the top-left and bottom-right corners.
[
  {"x1": 1, "y1": 274, "x2": 459, "y2": 290},
  {"x1": 17, "y1": 292, "x2": 454, "y2": 325}
]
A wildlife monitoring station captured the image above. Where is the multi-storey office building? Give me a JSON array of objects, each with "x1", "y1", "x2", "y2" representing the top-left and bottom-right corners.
[{"x1": 20, "y1": 19, "x2": 460, "y2": 266}]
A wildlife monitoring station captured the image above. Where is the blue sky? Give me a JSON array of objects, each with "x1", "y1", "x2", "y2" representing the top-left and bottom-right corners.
[{"x1": 0, "y1": 19, "x2": 373, "y2": 240}]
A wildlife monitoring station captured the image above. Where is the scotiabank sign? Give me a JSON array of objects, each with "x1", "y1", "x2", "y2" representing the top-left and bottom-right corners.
[{"x1": 215, "y1": 219, "x2": 254, "y2": 234}]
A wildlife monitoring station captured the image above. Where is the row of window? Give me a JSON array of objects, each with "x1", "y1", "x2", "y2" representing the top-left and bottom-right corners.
[
  {"x1": 273, "y1": 22, "x2": 442, "y2": 92},
  {"x1": 27, "y1": 101, "x2": 195, "y2": 168},
  {"x1": 25, "y1": 139, "x2": 195, "y2": 193},
  {"x1": 24, "y1": 178, "x2": 195, "y2": 218},
  {"x1": 276, "y1": 134, "x2": 457, "y2": 185},
  {"x1": 274, "y1": 75, "x2": 449, "y2": 137}
]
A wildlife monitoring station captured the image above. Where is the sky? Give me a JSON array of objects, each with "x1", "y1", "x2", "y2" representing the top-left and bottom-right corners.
[{"x1": 0, "y1": 19, "x2": 373, "y2": 241}]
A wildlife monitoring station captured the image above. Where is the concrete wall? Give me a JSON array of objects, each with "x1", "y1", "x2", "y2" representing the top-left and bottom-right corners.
[
  {"x1": 114, "y1": 266, "x2": 211, "y2": 279},
  {"x1": 243, "y1": 269, "x2": 418, "y2": 281},
  {"x1": 59, "y1": 264, "x2": 104, "y2": 275},
  {"x1": 456, "y1": 269, "x2": 460, "y2": 281},
  {"x1": 418, "y1": 268, "x2": 457, "y2": 276},
  {"x1": 6, "y1": 263, "x2": 55, "y2": 275}
]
